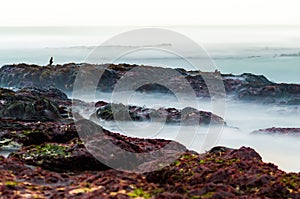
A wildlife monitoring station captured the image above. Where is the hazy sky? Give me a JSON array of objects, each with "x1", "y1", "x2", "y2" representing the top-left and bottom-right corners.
[
  {"x1": 1, "y1": 0, "x2": 300, "y2": 26},
  {"x1": 1, "y1": 26, "x2": 300, "y2": 49}
]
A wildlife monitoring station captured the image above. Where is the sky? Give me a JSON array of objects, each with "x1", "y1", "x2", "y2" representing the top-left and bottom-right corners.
[{"x1": 1, "y1": 0, "x2": 300, "y2": 26}]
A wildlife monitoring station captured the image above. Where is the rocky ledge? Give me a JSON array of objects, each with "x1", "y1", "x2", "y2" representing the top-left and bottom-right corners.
[
  {"x1": 0, "y1": 109, "x2": 299, "y2": 198},
  {"x1": 253, "y1": 127, "x2": 300, "y2": 136},
  {"x1": 0, "y1": 87, "x2": 70, "y2": 122},
  {"x1": 94, "y1": 102, "x2": 226, "y2": 125},
  {"x1": 0, "y1": 87, "x2": 226, "y2": 126},
  {"x1": 1, "y1": 63, "x2": 299, "y2": 104},
  {"x1": 1, "y1": 126, "x2": 300, "y2": 198}
]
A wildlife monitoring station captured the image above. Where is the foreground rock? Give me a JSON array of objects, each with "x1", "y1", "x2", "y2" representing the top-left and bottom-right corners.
[
  {"x1": 1, "y1": 63, "x2": 300, "y2": 104},
  {"x1": 1, "y1": 144, "x2": 300, "y2": 198},
  {"x1": 0, "y1": 118, "x2": 77, "y2": 146},
  {"x1": 9, "y1": 119, "x2": 187, "y2": 172},
  {"x1": 95, "y1": 102, "x2": 226, "y2": 125},
  {"x1": 253, "y1": 127, "x2": 300, "y2": 136},
  {"x1": 0, "y1": 116, "x2": 299, "y2": 198}
]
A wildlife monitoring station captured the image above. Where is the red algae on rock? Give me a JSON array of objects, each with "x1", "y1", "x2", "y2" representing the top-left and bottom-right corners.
[
  {"x1": 1, "y1": 145, "x2": 300, "y2": 198},
  {"x1": 0, "y1": 116, "x2": 300, "y2": 198}
]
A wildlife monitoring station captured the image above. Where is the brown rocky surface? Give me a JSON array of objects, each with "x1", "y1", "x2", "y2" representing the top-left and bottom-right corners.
[{"x1": 1, "y1": 63, "x2": 299, "y2": 104}]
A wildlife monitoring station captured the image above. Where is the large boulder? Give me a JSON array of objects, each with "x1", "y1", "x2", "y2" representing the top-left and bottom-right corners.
[
  {"x1": 0, "y1": 88, "x2": 65, "y2": 121},
  {"x1": 10, "y1": 119, "x2": 187, "y2": 172},
  {"x1": 95, "y1": 103, "x2": 226, "y2": 125}
]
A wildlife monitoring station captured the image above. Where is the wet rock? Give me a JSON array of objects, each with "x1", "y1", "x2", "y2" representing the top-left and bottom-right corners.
[
  {"x1": 1, "y1": 63, "x2": 299, "y2": 104},
  {"x1": 0, "y1": 118, "x2": 78, "y2": 146},
  {"x1": 96, "y1": 103, "x2": 226, "y2": 125},
  {"x1": 1, "y1": 134, "x2": 300, "y2": 198},
  {"x1": 252, "y1": 127, "x2": 300, "y2": 136},
  {"x1": 17, "y1": 87, "x2": 69, "y2": 101},
  {"x1": 208, "y1": 146, "x2": 233, "y2": 154},
  {"x1": 10, "y1": 139, "x2": 109, "y2": 172},
  {"x1": 0, "y1": 63, "x2": 78, "y2": 91},
  {"x1": 238, "y1": 84, "x2": 300, "y2": 104},
  {"x1": 145, "y1": 146, "x2": 299, "y2": 198},
  {"x1": 0, "y1": 88, "x2": 64, "y2": 121},
  {"x1": 10, "y1": 119, "x2": 187, "y2": 172}
]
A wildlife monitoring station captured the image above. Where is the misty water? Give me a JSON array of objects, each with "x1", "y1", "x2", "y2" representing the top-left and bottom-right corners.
[{"x1": 75, "y1": 91, "x2": 300, "y2": 172}]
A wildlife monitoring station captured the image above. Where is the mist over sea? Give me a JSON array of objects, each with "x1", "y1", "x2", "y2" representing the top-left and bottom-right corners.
[
  {"x1": 77, "y1": 91, "x2": 300, "y2": 172},
  {"x1": 1, "y1": 26, "x2": 300, "y2": 172}
]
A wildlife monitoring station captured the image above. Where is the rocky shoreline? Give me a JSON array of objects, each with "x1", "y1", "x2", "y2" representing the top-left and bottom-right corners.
[
  {"x1": 0, "y1": 63, "x2": 300, "y2": 198},
  {"x1": 1, "y1": 63, "x2": 300, "y2": 104},
  {"x1": 1, "y1": 117, "x2": 300, "y2": 198}
]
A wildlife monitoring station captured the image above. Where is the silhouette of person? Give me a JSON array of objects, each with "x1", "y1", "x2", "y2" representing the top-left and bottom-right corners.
[{"x1": 49, "y1": 57, "x2": 53, "y2": 66}]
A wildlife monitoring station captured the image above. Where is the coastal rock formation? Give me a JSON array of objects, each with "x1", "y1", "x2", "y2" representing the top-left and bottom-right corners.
[
  {"x1": 253, "y1": 127, "x2": 300, "y2": 136},
  {"x1": 10, "y1": 119, "x2": 187, "y2": 172},
  {"x1": 95, "y1": 102, "x2": 226, "y2": 125},
  {"x1": 0, "y1": 87, "x2": 68, "y2": 122},
  {"x1": 144, "y1": 146, "x2": 300, "y2": 198},
  {"x1": 1, "y1": 141, "x2": 300, "y2": 198},
  {"x1": 1, "y1": 63, "x2": 299, "y2": 104},
  {"x1": 0, "y1": 118, "x2": 77, "y2": 146},
  {"x1": 0, "y1": 114, "x2": 299, "y2": 198}
]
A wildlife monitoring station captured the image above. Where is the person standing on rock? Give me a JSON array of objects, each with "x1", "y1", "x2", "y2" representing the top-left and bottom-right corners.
[{"x1": 49, "y1": 57, "x2": 53, "y2": 66}]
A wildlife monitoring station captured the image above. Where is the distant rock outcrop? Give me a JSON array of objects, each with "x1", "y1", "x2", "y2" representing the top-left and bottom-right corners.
[
  {"x1": 253, "y1": 127, "x2": 300, "y2": 136},
  {"x1": 0, "y1": 63, "x2": 299, "y2": 104}
]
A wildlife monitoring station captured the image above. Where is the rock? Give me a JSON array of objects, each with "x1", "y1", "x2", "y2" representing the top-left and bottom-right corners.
[
  {"x1": 1, "y1": 63, "x2": 299, "y2": 104},
  {"x1": 145, "y1": 146, "x2": 298, "y2": 198},
  {"x1": 17, "y1": 87, "x2": 69, "y2": 101},
  {"x1": 0, "y1": 118, "x2": 78, "y2": 146},
  {"x1": 238, "y1": 83, "x2": 300, "y2": 104},
  {"x1": 0, "y1": 88, "x2": 64, "y2": 121},
  {"x1": 10, "y1": 119, "x2": 187, "y2": 172},
  {"x1": 95, "y1": 103, "x2": 226, "y2": 125},
  {"x1": 10, "y1": 138, "x2": 109, "y2": 172},
  {"x1": 252, "y1": 127, "x2": 300, "y2": 136},
  {"x1": 208, "y1": 146, "x2": 233, "y2": 154},
  {"x1": 1, "y1": 127, "x2": 300, "y2": 198}
]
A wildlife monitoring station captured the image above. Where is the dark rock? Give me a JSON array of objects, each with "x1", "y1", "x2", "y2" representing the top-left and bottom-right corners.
[
  {"x1": 95, "y1": 103, "x2": 226, "y2": 125},
  {"x1": 17, "y1": 87, "x2": 69, "y2": 101},
  {"x1": 253, "y1": 127, "x2": 300, "y2": 136},
  {"x1": 208, "y1": 146, "x2": 233, "y2": 154},
  {"x1": 1, "y1": 127, "x2": 300, "y2": 198},
  {"x1": 145, "y1": 146, "x2": 298, "y2": 198},
  {"x1": 10, "y1": 138, "x2": 109, "y2": 172},
  {"x1": 10, "y1": 119, "x2": 187, "y2": 172},
  {"x1": 0, "y1": 118, "x2": 78, "y2": 146},
  {"x1": 1, "y1": 63, "x2": 299, "y2": 104},
  {"x1": 0, "y1": 88, "x2": 64, "y2": 121}
]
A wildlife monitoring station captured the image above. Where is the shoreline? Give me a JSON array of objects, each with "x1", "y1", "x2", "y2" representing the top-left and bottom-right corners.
[{"x1": 0, "y1": 63, "x2": 299, "y2": 197}]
